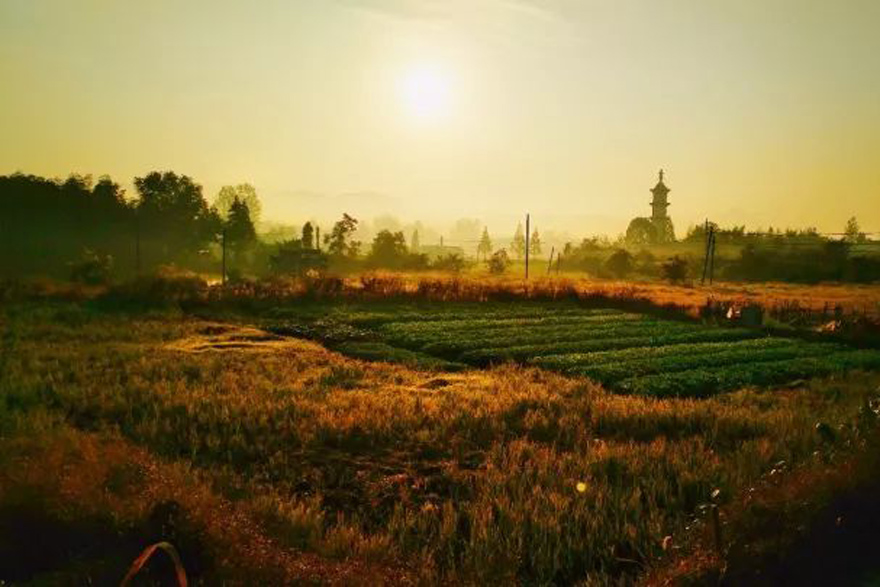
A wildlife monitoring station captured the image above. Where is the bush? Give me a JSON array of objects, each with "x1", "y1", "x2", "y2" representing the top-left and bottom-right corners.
[
  {"x1": 431, "y1": 254, "x2": 466, "y2": 274},
  {"x1": 661, "y1": 256, "x2": 688, "y2": 283},
  {"x1": 604, "y1": 249, "x2": 634, "y2": 278},
  {"x1": 486, "y1": 250, "x2": 510, "y2": 275},
  {"x1": 69, "y1": 249, "x2": 113, "y2": 285}
]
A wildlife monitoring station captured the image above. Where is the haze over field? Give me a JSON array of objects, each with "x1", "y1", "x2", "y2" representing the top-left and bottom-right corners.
[{"x1": 2, "y1": 0, "x2": 879, "y2": 235}]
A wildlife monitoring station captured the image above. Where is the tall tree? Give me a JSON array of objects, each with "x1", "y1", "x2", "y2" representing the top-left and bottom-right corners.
[
  {"x1": 368, "y1": 230, "x2": 408, "y2": 267},
  {"x1": 302, "y1": 222, "x2": 315, "y2": 249},
  {"x1": 477, "y1": 227, "x2": 493, "y2": 260},
  {"x1": 844, "y1": 216, "x2": 866, "y2": 243},
  {"x1": 134, "y1": 171, "x2": 220, "y2": 259},
  {"x1": 215, "y1": 184, "x2": 261, "y2": 224},
  {"x1": 325, "y1": 213, "x2": 360, "y2": 258},
  {"x1": 225, "y1": 197, "x2": 256, "y2": 252},
  {"x1": 529, "y1": 228, "x2": 543, "y2": 256},
  {"x1": 511, "y1": 223, "x2": 526, "y2": 259}
]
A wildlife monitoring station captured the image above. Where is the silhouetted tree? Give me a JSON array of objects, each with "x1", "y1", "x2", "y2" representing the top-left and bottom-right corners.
[
  {"x1": 529, "y1": 228, "x2": 542, "y2": 256},
  {"x1": 511, "y1": 223, "x2": 526, "y2": 260},
  {"x1": 302, "y1": 222, "x2": 315, "y2": 249},
  {"x1": 844, "y1": 216, "x2": 866, "y2": 243},
  {"x1": 325, "y1": 213, "x2": 360, "y2": 258},
  {"x1": 477, "y1": 227, "x2": 493, "y2": 260},
  {"x1": 225, "y1": 197, "x2": 256, "y2": 253},
  {"x1": 134, "y1": 171, "x2": 220, "y2": 262},
  {"x1": 0, "y1": 173, "x2": 134, "y2": 278},
  {"x1": 368, "y1": 230, "x2": 408, "y2": 267},
  {"x1": 215, "y1": 184, "x2": 261, "y2": 224}
]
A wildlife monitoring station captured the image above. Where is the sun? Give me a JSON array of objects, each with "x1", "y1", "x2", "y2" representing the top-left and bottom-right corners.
[{"x1": 398, "y1": 65, "x2": 453, "y2": 124}]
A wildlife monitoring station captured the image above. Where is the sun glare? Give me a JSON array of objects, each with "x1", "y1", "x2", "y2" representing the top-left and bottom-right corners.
[{"x1": 398, "y1": 66, "x2": 453, "y2": 124}]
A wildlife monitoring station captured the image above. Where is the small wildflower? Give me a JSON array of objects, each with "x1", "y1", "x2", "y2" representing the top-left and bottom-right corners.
[{"x1": 576, "y1": 481, "x2": 587, "y2": 493}]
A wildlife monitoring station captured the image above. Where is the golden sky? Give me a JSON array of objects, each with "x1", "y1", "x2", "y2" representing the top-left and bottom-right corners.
[{"x1": 1, "y1": 0, "x2": 878, "y2": 236}]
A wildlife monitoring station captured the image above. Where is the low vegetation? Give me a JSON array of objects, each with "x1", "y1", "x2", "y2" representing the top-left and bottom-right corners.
[{"x1": 2, "y1": 300, "x2": 879, "y2": 584}]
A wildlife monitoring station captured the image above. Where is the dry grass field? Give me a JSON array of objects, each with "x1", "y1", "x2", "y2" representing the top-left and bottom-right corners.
[{"x1": 2, "y1": 297, "x2": 879, "y2": 585}]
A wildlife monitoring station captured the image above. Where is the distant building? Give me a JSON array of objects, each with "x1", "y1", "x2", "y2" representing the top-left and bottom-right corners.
[{"x1": 626, "y1": 170, "x2": 675, "y2": 245}]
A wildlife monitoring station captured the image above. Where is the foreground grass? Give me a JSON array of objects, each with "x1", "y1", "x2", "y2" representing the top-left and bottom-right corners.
[{"x1": 1, "y1": 301, "x2": 879, "y2": 584}]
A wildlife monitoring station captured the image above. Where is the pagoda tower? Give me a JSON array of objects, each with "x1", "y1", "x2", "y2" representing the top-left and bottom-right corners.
[
  {"x1": 649, "y1": 169, "x2": 674, "y2": 242},
  {"x1": 650, "y1": 169, "x2": 670, "y2": 223}
]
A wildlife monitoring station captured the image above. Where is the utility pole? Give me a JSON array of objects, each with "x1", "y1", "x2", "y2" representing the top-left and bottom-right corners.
[
  {"x1": 701, "y1": 219, "x2": 711, "y2": 285},
  {"x1": 708, "y1": 229, "x2": 717, "y2": 285},
  {"x1": 221, "y1": 229, "x2": 227, "y2": 285},
  {"x1": 525, "y1": 213, "x2": 530, "y2": 280}
]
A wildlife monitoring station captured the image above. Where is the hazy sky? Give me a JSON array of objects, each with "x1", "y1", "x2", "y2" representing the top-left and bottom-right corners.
[{"x1": 1, "y1": 0, "x2": 879, "y2": 236}]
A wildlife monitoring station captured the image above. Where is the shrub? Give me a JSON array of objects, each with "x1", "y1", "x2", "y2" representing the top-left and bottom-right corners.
[
  {"x1": 604, "y1": 249, "x2": 634, "y2": 278},
  {"x1": 661, "y1": 255, "x2": 688, "y2": 283},
  {"x1": 69, "y1": 249, "x2": 113, "y2": 285},
  {"x1": 486, "y1": 250, "x2": 510, "y2": 275}
]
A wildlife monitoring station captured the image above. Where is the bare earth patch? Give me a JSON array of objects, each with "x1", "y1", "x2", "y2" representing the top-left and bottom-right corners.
[{"x1": 165, "y1": 323, "x2": 322, "y2": 354}]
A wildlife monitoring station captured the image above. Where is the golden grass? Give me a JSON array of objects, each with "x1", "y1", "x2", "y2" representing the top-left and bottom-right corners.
[{"x1": 1, "y1": 301, "x2": 879, "y2": 584}]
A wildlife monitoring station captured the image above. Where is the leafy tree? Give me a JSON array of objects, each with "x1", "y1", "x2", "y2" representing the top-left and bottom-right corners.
[
  {"x1": 225, "y1": 197, "x2": 256, "y2": 252},
  {"x1": 215, "y1": 184, "x2": 261, "y2": 224},
  {"x1": 604, "y1": 249, "x2": 634, "y2": 278},
  {"x1": 626, "y1": 218, "x2": 656, "y2": 246},
  {"x1": 325, "y1": 213, "x2": 360, "y2": 258},
  {"x1": 368, "y1": 230, "x2": 408, "y2": 267},
  {"x1": 410, "y1": 229, "x2": 420, "y2": 253},
  {"x1": 477, "y1": 227, "x2": 493, "y2": 260},
  {"x1": 529, "y1": 228, "x2": 543, "y2": 256},
  {"x1": 302, "y1": 222, "x2": 315, "y2": 249},
  {"x1": 844, "y1": 216, "x2": 866, "y2": 243},
  {"x1": 486, "y1": 249, "x2": 510, "y2": 274},
  {"x1": 511, "y1": 223, "x2": 526, "y2": 259},
  {"x1": 134, "y1": 171, "x2": 220, "y2": 260}
]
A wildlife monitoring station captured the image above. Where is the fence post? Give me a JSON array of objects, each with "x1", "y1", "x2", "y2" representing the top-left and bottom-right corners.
[
  {"x1": 525, "y1": 213, "x2": 530, "y2": 280},
  {"x1": 547, "y1": 246, "x2": 555, "y2": 275}
]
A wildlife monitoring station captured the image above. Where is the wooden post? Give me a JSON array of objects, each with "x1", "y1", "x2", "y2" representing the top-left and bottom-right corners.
[
  {"x1": 708, "y1": 229, "x2": 717, "y2": 285},
  {"x1": 547, "y1": 246, "x2": 555, "y2": 275},
  {"x1": 221, "y1": 229, "x2": 227, "y2": 285},
  {"x1": 525, "y1": 213, "x2": 530, "y2": 280},
  {"x1": 701, "y1": 220, "x2": 711, "y2": 285},
  {"x1": 315, "y1": 226, "x2": 321, "y2": 251}
]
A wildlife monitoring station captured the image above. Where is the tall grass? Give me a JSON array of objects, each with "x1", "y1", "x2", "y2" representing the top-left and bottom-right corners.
[{"x1": 2, "y1": 302, "x2": 879, "y2": 584}]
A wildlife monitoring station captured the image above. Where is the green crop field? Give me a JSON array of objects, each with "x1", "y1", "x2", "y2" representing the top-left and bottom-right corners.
[{"x1": 267, "y1": 302, "x2": 880, "y2": 397}]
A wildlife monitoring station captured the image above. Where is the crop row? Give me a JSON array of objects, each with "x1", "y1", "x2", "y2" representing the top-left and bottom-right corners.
[
  {"x1": 561, "y1": 341, "x2": 846, "y2": 383},
  {"x1": 376, "y1": 310, "x2": 636, "y2": 337},
  {"x1": 529, "y1": 337, "x2": 793, "y2": 370},
  {"x1": 458, "y1": 328, "x2": 763, "y2": 364},
  {"x1": 616, "y1": 350, "x2": 880, "y2": 397},
  {"x1": 408, "y1": 320, "x2": 708, "y2": 356},
  {"x1": 343, "y1": 305, "x2": 618, "y2": 327}
]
